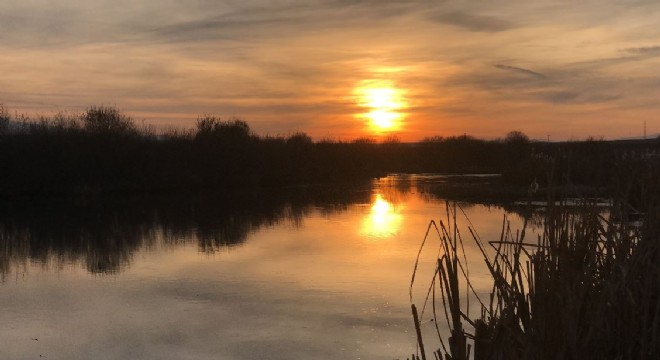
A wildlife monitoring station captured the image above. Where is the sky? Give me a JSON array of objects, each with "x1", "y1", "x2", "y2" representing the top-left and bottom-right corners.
[{"x1": 1, "y1": 0, "x2": 660, "y2": 141}]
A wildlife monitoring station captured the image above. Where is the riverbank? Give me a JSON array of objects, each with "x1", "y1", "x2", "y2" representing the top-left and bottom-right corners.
[{"x1": 2, "y1": 105, "x2": 659, "y2": 198}]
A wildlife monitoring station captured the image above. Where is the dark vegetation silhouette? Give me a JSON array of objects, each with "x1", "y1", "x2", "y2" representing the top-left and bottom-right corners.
[
  {"x1": 407, "y1": 160, "x2": 660, "y2": 360},
  {"x1": 0, "y1": 105, "x2": 658, "y2": 198}
]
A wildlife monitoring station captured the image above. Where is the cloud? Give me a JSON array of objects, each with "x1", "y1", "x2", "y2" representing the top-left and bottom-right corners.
[
  {"x1": 573, "y1": 45, "x2": 660, "y2": 69},
  {"x1": 493, "y1": 64, "x2": 546, "y2": 79},
  {"x1": 539, "y1": 91, "x2": 578, "y2": 103},
  {"x1": 535, "y1": 91, "x2": 621, "y2": 104},
  {"x1": 441, "y1": 59, "x2": 624, "y2": 110},
  {"x1": 617, "y1": 45, "x2": 660, "y2": 63},
  {"x1": 428, "y1": 11, "x2": 516, "y2": 32},
  {"x1": 144, "y1": 0, "x2": 420, "y2": 44},
  {"x1": 624, "y1": 46, "x2": 660, "y2": 55}
]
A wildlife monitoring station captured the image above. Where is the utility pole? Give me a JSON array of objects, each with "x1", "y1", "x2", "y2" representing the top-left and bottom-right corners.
[
  {"x1": 546, "y1": 135, "x2": 550, "y2": 143},
  {"x1": 644, "y1": 120, "x2": 647, "y2": 139}
]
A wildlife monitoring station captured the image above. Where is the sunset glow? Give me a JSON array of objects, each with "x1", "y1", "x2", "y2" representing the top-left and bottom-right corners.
[
  {"x1": 0, "y1": 1, "x2": 659, "y2": 140},
  {"x1": 356, "y1": 83, "x2": 407, "y2": 134}
]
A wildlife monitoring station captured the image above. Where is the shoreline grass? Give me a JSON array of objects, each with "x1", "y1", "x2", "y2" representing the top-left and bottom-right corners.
[{"x1": 409, "y1": 191, "x2": 659, "y2": 359}]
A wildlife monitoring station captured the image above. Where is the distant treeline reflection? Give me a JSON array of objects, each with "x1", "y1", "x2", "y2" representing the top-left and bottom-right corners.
[
  {"x1": 2, "y1": 105, "x2": 659, "y2": 197},
  {"x1": 0, "y1": 188, "x2": 369, "y2": 278}
]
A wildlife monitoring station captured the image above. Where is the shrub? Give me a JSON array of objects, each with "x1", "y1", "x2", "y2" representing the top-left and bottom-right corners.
[
  {"x1": 286, "y1": 132, "x2": 313, "y2": 145},
  {"x1": 504, "y1": 130, "x2": 530, "y2": 144},
  {"x1": 83, "y1": 106, "x2": 135, "y2": 135},
  {"x1": 0, "y1": 104, "x2": 9, "y2": 135},
  {"x1": 195, "y1": 115, "x2": 251, "y2": 142}
]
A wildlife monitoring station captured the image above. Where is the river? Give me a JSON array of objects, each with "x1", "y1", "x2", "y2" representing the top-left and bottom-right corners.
[{"x1": 0, "y1": 175, "x2": 529, "y2": 360}]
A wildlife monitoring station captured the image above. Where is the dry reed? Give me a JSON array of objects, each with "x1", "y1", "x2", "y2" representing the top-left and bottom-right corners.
[{"x1": 409, "y1": 197, "x2": 659, "y2": 360}]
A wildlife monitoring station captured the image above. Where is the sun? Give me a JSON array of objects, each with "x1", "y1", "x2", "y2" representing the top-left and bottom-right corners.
[
  {"x1": 363, "y1": 88, "x2": 399, "y2": 109},
  {"x1": 355, "y1": 82, "x2": 407, "y2": 133},
  {"x1": 367, "y1": 109, "x2": 399, "y2": 129}
]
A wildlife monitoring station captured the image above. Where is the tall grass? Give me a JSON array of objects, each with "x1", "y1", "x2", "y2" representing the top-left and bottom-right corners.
[{"x1": 410, "y1": 195, "x2": 659, "y2": 359}]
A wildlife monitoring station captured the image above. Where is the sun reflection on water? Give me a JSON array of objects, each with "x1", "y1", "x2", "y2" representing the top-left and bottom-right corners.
[{"x1": 361, "y1": 194, "x2": 402, "y2": 239}]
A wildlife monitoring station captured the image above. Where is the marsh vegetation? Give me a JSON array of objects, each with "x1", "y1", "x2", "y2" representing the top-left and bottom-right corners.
[
  {"x1": 1, "y1": 105, "x2": 658, "y2": 198},
  {"x1": 408, "y1": 168, "x2": 660, "y2": 360}
]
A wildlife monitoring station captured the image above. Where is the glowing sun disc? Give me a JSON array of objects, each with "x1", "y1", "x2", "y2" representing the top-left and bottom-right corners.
[
  {"x1": 367, "y1": 110, "x2": 400, "y2": 130},
  {"x1": 363, "y1": 88, "x2": 400, "y2": 109},
  {"x1": 355, "y1": 82, "x2": 407, "y2": 133}
]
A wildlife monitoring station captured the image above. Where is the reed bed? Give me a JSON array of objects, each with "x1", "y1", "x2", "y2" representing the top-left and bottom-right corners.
[{"x1": 409, "y1": 197, "x2": 660, "y2": 360}]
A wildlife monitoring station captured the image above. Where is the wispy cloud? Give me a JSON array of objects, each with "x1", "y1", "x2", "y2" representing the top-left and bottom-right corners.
[
  {"x1": 428, "y1": 11, "x2": 515, "y2": 32},
  {"x1": 144, "y1": 1, "x2": 420, "y2": 44},
  {"x1": 493, "y1": 64, "x2": 546, "y2": 79},
  {"x1": 535, "y1": 91, "x2": 621, "y2": 104},
  {"x1": 623, "y1": 46, "x2": 660, "y2": 55}
]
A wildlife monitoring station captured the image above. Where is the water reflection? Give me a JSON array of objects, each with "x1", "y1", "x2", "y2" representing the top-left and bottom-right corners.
[
  {"x1": 0, "y1": 176, "x2": 541, "y2": 280},
  {"x1": 361, "y1": 194, "x2": 402, "y2": 239},
  {"x1": 0, "y1": 175, "x2": 539, "y2": 360},
  {"x1": 0, "y1": 188, "x2": 370, "y2": 278}
]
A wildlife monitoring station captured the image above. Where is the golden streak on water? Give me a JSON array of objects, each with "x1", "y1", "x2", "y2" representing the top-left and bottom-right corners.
[{"x1": 361, "y1": 194, "x2": 402, "y2": 239}]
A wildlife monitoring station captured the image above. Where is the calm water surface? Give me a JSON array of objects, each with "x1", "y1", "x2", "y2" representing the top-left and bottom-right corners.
[{"x1": 0, "y1": 175, "x2": 527, "y2": 360}]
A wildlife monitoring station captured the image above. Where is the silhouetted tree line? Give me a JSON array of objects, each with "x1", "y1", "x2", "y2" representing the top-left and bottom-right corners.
[
  {"x1": 0, "y1": 106, "x2": 379, "y2": 196},
  {"x1": 1, "y1": 105, "x2": 658, "y2": 197}
]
